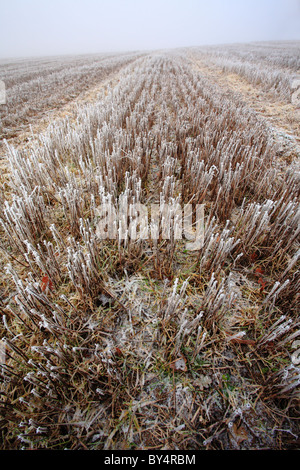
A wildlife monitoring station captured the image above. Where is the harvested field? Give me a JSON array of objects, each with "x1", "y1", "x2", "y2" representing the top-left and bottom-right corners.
[{"x1": 0, "y1": 42, "x2": 299, "y2": 450}]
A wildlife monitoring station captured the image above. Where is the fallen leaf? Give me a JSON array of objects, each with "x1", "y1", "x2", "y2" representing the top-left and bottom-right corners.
[
  {"x1": 254, "y1": 267, "x2": 264, "y2": 276},
  {"x1": 41, "y1": 275, "x2": 53, "y2": 292},
  {"x1": 230, "y1": 421, "x2": 249, "y2": 445},
  {"x1": 258, "y1": 277, "x2": 266, "y2": 291},
  {"x1": 169, "y1": 355, "x2": 187, "y2": 372},
  {"x1": 193, "y1": 375, "x2": 212, "y2": 390},
  {"x1": 114, "y1": 347, "x2": 123, "y2": 357}
]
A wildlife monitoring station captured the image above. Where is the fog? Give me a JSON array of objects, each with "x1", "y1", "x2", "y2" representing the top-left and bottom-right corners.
[{"x1": 0, "y1": 0, "x2": 300, "y2": 58}]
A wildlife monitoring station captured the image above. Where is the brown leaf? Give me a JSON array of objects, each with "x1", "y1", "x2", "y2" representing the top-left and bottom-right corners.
[
  {"x1": 193, "y1": 375, "x2": 212, "y2": 390},
  {"x1": 225, "y1": 331, "x2": 255, "y2": 346},
  {"x1": 230, "y1": 338, "x2": 256, "y2": 346},
  {"x1": 169, "y1": 355, "x2": 187, "y2": 372},
  {"x1": 230, "y1": 422, "x2": 249, "y2": 444}
]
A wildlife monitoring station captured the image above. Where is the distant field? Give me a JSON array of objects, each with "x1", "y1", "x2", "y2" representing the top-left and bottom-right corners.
[
  {"x1": 0, "y1": 52, "x2": 144, "y2": 141},
  {"x1": 0, "y1": 41, "x2": 299, "y2": 450}
]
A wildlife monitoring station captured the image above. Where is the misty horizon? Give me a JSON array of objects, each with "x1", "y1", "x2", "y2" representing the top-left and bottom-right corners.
[{"x1": 1, "y1": 0, "x2": 300, "y2": 60}]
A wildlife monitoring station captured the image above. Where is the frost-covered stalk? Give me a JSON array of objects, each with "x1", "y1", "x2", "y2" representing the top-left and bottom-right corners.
[
  {"x1": 257, "y1": 315, "x2": 294, "y2": 348},
  {"x1": 233, "y1": 200, "x2": 273, "y2": 253},
  {"x1": 261, "y1": 279, "x2": 290, "y2": 310},
  {"x1": 5, "y1": 264, "x2": 68, "y2": 335},
  {"x1": 280, "y1": 249, "x2": 300, "y2": 280},
  {"x1": 160, "y1": 277, "x2": 189, "y2": 322},
  {"x1": 66, "y1": 219, "x2": 103, "y2": 298},
  {"x1": 24, "y1": 239, "x2": 63, "y2": 287},
  {"x1": 1, "y1": 187, "x2": 48, "y2": 252},
  {"x1": 5, "y1": 144, "x2": 47, "y2": 193},
  {"x1": 174, "y1": 309, "x2": 205, "y2": 356},
  {"x1": 198, "y1": 219, "x2": 240, "y2": 274},
  {"x1": 267, "y1": 364, "x2": 300, "y2": 399},
  {"x1": 67, "y1": 241, "x2": 100, "y2": 298},
  {"x1": 58, "y1": 180, "x2": 86, "y2": 238},
  {"x1": 200, "y1": 272, "x2": 236, "y2": 329}
]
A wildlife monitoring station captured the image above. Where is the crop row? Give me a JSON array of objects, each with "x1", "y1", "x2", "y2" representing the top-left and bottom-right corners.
[
  {"x1": 190, "y1": 41, "x2": 300, "y2": 101},
  {"x1": 0, "y1": 52, "x2": 144, "y2": 138}
]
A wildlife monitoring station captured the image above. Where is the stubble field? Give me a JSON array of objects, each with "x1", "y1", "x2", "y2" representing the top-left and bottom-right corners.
[{"x1": 0, "y1": 41, "x2": 299, "y2": 450}]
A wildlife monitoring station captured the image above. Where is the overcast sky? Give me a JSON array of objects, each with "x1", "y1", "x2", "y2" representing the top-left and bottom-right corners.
[{"x1": 0, "y1": 0, "x2": 300, "y2": 58}]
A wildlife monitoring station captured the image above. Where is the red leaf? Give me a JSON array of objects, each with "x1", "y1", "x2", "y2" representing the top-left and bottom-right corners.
[
  {"x1": 115, "y1": 347, "x2": 123, "y2": 357},
  {"x1": 255, "y1": 267, "x2": 264, "y2": 276},
  {"x1": 41, "y1": 275, "x2": 53, "y2": 292},
  {"x1": 258, "y1": 277, "x2": 266, "y2": 291}
]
